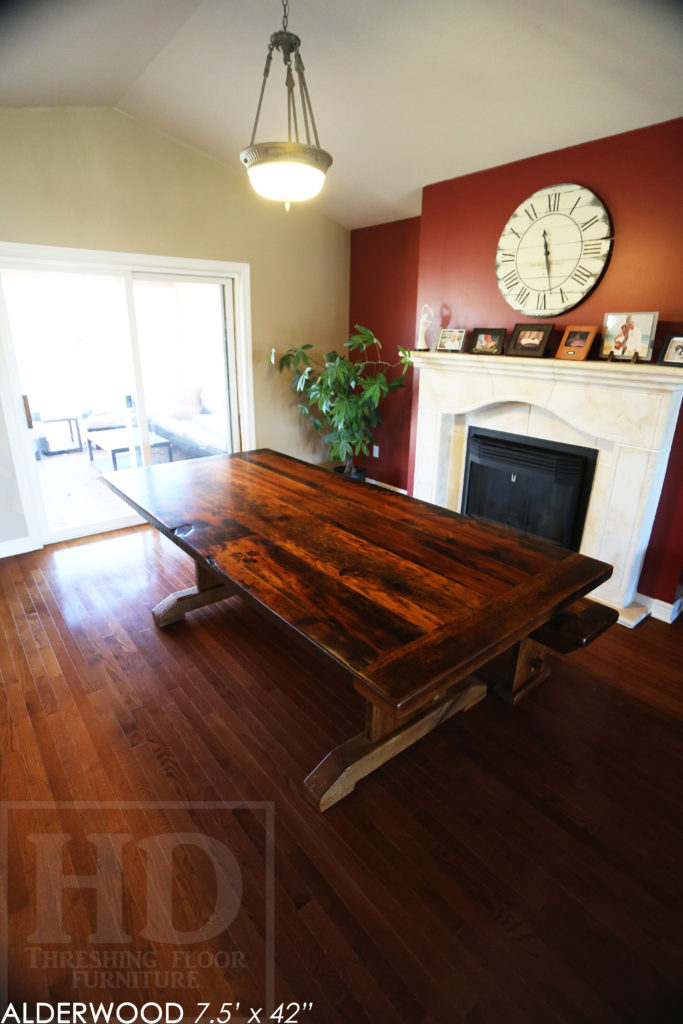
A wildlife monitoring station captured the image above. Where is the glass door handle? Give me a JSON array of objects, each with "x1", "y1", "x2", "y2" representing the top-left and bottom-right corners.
[{"x1": 21, "y1": 394, "x2": 33, "y2": 429}]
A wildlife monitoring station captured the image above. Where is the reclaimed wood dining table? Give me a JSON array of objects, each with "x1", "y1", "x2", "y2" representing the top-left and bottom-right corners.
[{"x1": 103, "y1": 448, "x2": 616, "y2": 810}]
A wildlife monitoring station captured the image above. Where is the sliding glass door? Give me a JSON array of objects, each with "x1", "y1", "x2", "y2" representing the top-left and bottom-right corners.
[
  {"x1": 1, "y1": 268, "x2": 140, "y2": 538},
  {"x1": 131, "y1": 275, "x2": 236, "y2": 466},
  {"x1": 0, "y1": 247, "x2": 252, "y2": 548}
]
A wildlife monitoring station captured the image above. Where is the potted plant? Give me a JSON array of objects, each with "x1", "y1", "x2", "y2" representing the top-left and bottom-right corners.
[{"x1": 272, "y1": 325, "x2": 412, "y2": 478}]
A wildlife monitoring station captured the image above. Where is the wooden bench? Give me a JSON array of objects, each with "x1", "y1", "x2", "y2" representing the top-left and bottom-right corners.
[
  {"x1": 530, "y1": 596, "x2": 619, "y2": 654},
  {"x1": 475, "y1": 597, "x2": 619, "y2": 703}
]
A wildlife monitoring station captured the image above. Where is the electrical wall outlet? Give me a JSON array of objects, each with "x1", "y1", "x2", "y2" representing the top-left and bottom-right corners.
[{"x1": 372, "y1": 445, "x2": 380, "y2": 458}]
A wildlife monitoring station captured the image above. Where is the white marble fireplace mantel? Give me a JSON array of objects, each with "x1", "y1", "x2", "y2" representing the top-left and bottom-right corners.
[{"x1": 411, "y1": 352, "x2": 683, "y2": 626}]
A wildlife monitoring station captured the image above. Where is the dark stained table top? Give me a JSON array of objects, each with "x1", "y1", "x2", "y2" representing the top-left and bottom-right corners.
[{"x1": 104, "y1": 449, "x2": 613, "y2": 716}]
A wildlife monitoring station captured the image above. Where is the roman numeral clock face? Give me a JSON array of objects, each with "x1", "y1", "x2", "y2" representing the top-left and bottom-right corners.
[{"x1": 495, "y1": 183, "x2": 612, "y2": 316}]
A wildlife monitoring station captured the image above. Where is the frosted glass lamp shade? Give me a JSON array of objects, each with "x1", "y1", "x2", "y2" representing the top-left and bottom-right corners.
[{"x1": 241, "y1": 142, "x2": 332, "y2": 203}]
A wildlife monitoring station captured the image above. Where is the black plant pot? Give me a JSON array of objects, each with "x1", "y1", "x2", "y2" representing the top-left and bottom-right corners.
[{"x1": 333, "y1": 464, "x2": 367, "y2": 482}]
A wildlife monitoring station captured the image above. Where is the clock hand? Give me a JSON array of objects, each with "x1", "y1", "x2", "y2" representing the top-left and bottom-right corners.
[{"x1": 542, "y1": 229, "x2": 552, "y2": 290}]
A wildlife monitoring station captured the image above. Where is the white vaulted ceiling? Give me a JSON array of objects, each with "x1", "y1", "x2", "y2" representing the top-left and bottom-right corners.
[{"x1": 0, "y1": 0, "x2": 681, "y2": 229}]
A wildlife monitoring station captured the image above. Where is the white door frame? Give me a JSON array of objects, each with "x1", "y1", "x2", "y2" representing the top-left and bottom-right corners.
[
  {"x1": 0, "y1": 285, "x2": 44, "y2": 557},
  {"x1": 0, "y1": 241, "x2": 254, "y2": 554}
]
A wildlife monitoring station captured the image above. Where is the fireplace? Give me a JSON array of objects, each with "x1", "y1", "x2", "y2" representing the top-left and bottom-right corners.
[
  {"x1": 462, "y1": 428, "x2": 597, "y2": 551},
  {"x1": 411, "y1": 352, "x2": 683, "y2": 626}
]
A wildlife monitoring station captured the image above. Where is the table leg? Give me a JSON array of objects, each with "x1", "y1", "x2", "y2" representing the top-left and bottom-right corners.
[
  {"x1": 304, "y1": 679, "x2": 487, "y2": 812},
  {"x1": 474, "y1": 637, "x2": 551, "y2": 704},
  {"x1": 152, "y1": 558, "x2": 238, "y2": 627}
]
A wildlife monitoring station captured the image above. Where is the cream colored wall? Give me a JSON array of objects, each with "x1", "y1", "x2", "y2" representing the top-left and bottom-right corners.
[{"x1": 0, "y1": 106, "x2": 349, "y2": 543}]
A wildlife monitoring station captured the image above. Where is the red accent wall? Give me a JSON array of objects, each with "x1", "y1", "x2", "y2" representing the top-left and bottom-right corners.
[
  {"x1": 349, "y1": 217, "x2": 420, "y2": 489},
  {"x1": 415, "y1": 118, "x2": 683, "y2": 338},
  {"x1": 350, "y1": 118, "x2": 683, "y2": 603}
]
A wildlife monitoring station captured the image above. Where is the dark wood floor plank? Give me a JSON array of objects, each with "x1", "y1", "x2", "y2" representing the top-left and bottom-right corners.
[
  {"x1": 217, "y1": 700, "x2": 582, "y2": 1023},
  {"x1": 205, "y1": 701, "x2": 490, "y2": 1021},
  {"x1": 332, "y1": 767, "x2": 625, "y2": 1024},
  {"x1": 2, "y1": 528, "x2": 682, "y2": 1023},
  {"x1": 397, "y1": 718, "x2": 683, "y2": 1015},
  {"x1": 445, "y1": 699, "x2": 683, "y2": 948},
  {"x1": 5, "y1": 565, "x2": 169, "y2": 996}
]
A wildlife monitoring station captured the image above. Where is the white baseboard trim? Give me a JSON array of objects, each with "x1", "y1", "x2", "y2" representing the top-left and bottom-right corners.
[
  {"x1": 0, "y1": 536, "x2": 42, "y2": 560},
  {"x1": 365, "y1": 478, "x2": 408, "y2": 494},
  {"x1": 634, "y1": 592, "x2": 683, "y2": 625}
]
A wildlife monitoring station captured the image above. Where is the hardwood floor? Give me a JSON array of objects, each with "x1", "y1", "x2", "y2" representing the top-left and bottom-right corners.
[{"x1": 1, "y1": 525, "x2": 682, "y2": 1023}]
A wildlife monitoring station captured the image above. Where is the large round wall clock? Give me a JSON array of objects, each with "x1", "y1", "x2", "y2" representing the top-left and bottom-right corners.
[{"x1": 495, "y1": 183, "x2": 612, "y2": 317}]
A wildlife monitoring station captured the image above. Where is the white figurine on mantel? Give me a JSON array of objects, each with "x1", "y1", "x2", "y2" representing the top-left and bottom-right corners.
[{"x1": 415, "y1": 303, "x2": 433, "y2": 351}]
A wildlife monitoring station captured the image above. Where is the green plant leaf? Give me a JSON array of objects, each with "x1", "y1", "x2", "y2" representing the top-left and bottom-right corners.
[
  {"x1": 355, "y1": 324, "x2": 378, "y2": 344},
  {"x1": 362, "y1": 378, "x2": 382, "y2": 407},
  {"x1": 346, "y1": 324, "x2": 380, "y2": 353}
]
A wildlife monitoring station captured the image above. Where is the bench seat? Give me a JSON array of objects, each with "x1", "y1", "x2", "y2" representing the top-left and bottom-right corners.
[{"x1": 531, "y1": 597, "x2": 618, "y2": 654}]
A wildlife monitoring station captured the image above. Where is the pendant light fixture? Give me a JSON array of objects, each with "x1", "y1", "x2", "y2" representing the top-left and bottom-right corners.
[{"x1": 240, "y1": 0, "x2": 332, "y2": 209}]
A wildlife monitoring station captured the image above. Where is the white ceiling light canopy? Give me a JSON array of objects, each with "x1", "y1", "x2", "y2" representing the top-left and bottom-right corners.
[{"x1": 240, "y1": 0, "x2": 332, "y2": 210}]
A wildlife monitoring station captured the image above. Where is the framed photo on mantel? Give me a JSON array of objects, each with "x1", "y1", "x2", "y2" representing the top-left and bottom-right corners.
[
  {"x1": 437, "y1": 327, "x2": 467, "y2": 352},
  {"x1": 600, "y1": 312, "x2": 658, "y2": 361},
  {"x1": 555, "y1": 325, "x2": 598, "y2": 361},
  {"x1": 508, "y1": 323, "x2": 554, "y2": 358},
  {"x1": 470, "y1": 328, "x2": 506, "y2": 355},
  {"x1": 658, "y1": 334, "x2": 683, "y2": 367}
]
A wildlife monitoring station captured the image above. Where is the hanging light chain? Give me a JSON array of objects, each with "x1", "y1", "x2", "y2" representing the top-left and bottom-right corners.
[
  {"x1": 295, "y1": 52, "x2": 320, "y2": 148},
  {"x1": 248, "y1": 41, "x2": 275, "y2": 146},
  {"x1": 296, "y1": 53, "x2": 311, "y2": 145},
  {"x1": 281, "y1": 0, "x2": 289, "y2": 32},
  {"x1": 286, "y1": 63, "x2": 299, "y2": 143}
]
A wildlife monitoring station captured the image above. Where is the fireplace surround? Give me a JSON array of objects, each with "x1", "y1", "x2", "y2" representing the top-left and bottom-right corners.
[{"x1": 411, "y1": 352, "x2": 683, "y2": 626}]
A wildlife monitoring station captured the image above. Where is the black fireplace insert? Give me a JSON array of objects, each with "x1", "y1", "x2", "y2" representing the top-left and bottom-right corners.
[{"x1": 461, "y1": 427, "x2": 598, "y2": 551}]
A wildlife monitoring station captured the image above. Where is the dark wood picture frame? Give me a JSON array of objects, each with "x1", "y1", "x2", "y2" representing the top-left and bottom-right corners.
[
  {"x1": 470, "y1": 328, "x2": 506, "y2": 355},
  {"x1": 658, "y1": 334, "x2": 683, "y2": 367},
  {"x1": 555, "y1": 325, "x2": 598, "y2": 362},
  {"x1": 508, "y1": 323, "x2": 554, "y2": 358}
]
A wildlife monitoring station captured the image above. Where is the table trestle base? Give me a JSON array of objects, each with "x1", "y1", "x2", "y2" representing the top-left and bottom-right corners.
[
  {"x1": 152, "y1": 559, "x2": 238, "y2": 627},
  {"x1": 473, "y1": 637, "x2": 552, "y2": 704},
  {"x1": 304, "y1": 680, "x2": 488, "y2": 812}
]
